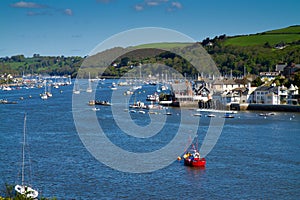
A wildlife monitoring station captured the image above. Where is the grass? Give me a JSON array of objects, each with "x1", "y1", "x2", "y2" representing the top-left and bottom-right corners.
[
  {"x1": 265, "y1": 25, "x2": 300, "y2": 34},
  {"x1": 224, "y1": 34, "x2": 300, "y2": 46},
  {"x1": 133, "y1": 42, "x2": 193, "y2": 49},
  {"x1": 223, "y1": 25, "x2": 300, "y2": 46}
]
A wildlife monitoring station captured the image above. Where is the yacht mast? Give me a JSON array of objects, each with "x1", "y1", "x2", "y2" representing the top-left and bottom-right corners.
[{"x1": 21, "y1": 114, "x2": 26, "y2": 185}]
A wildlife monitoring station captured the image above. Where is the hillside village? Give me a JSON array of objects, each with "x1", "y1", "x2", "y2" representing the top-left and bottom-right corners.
[
  {"x1": 1, "y1": 26, "x2": 300, "y2": 107},
  {"x1": 210, "y1": 62, "x2": 300, "y2": 106},
  {"x1": 1, "y1": 60, "x2": 299, "y2": 108},
  {"x1": 168, "y1": 61, "x2": 300, "y2": 109}
]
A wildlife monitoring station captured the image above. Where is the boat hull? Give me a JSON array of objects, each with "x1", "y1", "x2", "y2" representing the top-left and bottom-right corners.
[
  {"x1": 15, "y1": 185, "x2": 39, "y2": 199},
  {"x1": 95, "y1": 101, "x2": 112, "y2": 106},
  {"x1": 184, "y1": 157, "x2": 206, "y2": 167}
]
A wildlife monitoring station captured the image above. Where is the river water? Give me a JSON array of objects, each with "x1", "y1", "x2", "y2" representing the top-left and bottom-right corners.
[{"x1": 0, "y1": 79, "x2": 299, "y2": 199}]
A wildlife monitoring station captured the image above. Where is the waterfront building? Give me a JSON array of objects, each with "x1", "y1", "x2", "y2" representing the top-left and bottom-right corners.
[
  {"x1": 287, "y1": 84, "x2": 299, "y2": 105},
  {"x1": 211, "y1": 78, "x2": 250, "y2": 93},
  {"x1": 251, "y1": 85, "x2": 293, "y2": 105}
]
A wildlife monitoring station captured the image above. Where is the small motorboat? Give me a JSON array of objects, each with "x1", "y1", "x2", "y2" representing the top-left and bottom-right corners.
[
  {"x1": 92, "y1": 107, "x2": 100, "y2": 111},
  {"x1": 40, "y1": 93, "x2": 48, "y2": 100},
  {"x1": 0, "y1": 99, "x2": 17, "y2": 104},
  {"x1": 223, "y1": 113, "x2": 234, "y2": 118},
  {"x1": 193, "y1": 113, "x2": 202, "y2": 117},
  {"x1": 207, "y1": 114, "x2": 216, "y2": 118},
  {"x1": 129, "y1": 101, "x2": 148, "y2": 109},
  {"x1": 138, "y1": 110, "x2": 146, "y2": 114},
  {"x1": 146, "y1": 93, "x2": 159, "y2": 101},
  {"x1": 165, "y1": 112, "x2": 172, "y2": 115},
  {"x1": 88, "y1": 100, "x2": 95, "y2": 106},
  {"x1": 95, "y1": 100, "x2": 112, "y2": 106}
]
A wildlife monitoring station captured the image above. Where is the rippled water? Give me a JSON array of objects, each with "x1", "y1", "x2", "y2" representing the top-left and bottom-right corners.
[{"x1": 0, "y1": 80, "x2": 299, "y2": 199}]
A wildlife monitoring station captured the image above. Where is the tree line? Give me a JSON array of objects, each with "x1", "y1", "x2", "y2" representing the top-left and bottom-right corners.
[{"x1": 1, "y1": 37, "x2": 299, "y2": 83}]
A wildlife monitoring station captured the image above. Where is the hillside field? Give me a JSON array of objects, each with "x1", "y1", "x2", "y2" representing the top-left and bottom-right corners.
[{"x1": 224, "y1": 25, "x2": 300, "y2": 46}]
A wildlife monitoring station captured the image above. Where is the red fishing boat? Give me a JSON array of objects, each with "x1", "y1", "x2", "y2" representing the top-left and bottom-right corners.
[
  {"x1": 181, "y1": 136, "x2": 206, "y2": 167},
  {"x1": 183, "y1": 151, "x2": 206, "y2": 167}
]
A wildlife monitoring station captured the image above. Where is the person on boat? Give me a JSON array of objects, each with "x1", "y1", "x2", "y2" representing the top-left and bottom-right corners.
[
  {"x1": 193, "y1": 152, "x2": 200, "y2": 160},
  {"x1": 183, "y1": 152, "x2": 192, "y2": 159}
]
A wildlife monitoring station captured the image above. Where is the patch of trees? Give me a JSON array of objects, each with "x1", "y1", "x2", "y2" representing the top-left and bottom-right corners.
[
  {"x1": 1, "y1": 37, "x2": 300, "y2": 82},
  {"x1": 202, "y1": 41, "x2": 300, "y2": 77},
  {"x1": 0, "y1": 55, "x2": 83, "y2": 78}
]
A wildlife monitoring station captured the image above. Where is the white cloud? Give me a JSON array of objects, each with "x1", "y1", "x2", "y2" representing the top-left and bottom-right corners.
[
  {"x1": 134, "y1": 0, "x2": 183, "y2": 12},
  {"x1": 166, "y1": 1, "x2": 182, "y2": 12},
  {"x1": 146, "y1": 1, "x2": 159, "y2": 6},
  {"x1": 11, "y1": 1, "x2": 47, "y2": 8},
  {"x1": 171, "y1": 2, "x2": 182, "y2": 9},
  {"x1": 11, "y1": 1, "x2": 73, "y2": 17},
  {"x1": 64, "y1": 8, "x2": 73, "y2": 16},
  {"x1": 146, "y1": 0, "x2": 169, "y2": 6},
  {"x1": 134, "y1": 5, "x2": 144, "y2": 11},
  {"x1": 26, "y1": 11, "x2": 50, "y2": 16}
]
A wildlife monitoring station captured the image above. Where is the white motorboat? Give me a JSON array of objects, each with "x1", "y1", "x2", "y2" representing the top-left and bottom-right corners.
[
  {"x1": 2, "y1": 86, "x2": 12, "y2": 91},
  {"x1": 92, "y1": 107, "x2": 100, "y2": 111},
  {"x1": 207, "y1": 114, "x2": 216, "y2": 117},
  {"x1": 196, "y1": 108, "x2": 238, "y2": 114}
]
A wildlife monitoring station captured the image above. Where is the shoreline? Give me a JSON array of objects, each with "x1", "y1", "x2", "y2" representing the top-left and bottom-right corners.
[
  {"x1": 177, "y1": 101, "x2": 300, "y2": 112},
  {"x1": 229, "y1": 103, "x2": 300, "y2": 112}
]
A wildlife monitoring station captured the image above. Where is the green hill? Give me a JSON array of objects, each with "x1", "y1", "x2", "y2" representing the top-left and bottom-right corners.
[
  {"x1": 133, "y1": 42, "x2": 193, "y2": 49},
  {"x1": 265, "y1": 25, "x2": 300, "y2": 34},
  {"x1": 224, "y1": 25, "x2": 300, "y2": 46},
  {"x1": 1, "y1": 25, "x2": 300, "y2": 79},
  {"x1": 130, "y1": 26, "x2": 300, "y2": 48}
]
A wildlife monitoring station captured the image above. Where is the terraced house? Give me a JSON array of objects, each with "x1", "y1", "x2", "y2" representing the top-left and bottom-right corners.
[{"x1": 252, "y1": 84, "x2": 299, "y2": 105}]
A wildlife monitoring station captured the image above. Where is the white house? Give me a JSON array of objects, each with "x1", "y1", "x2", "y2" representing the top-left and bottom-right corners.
[
  {"x1": 212, "y1": 78, "x2": 250, "y2": 92},
  {"x1": 287, "y1": 84, "x2": 299, "y2": 105},
  {"x1": 252, "y1": 85, "x2": 290, "y2": 105}
]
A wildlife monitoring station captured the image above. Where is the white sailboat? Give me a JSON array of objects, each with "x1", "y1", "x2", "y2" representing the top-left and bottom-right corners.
[
  {"x1": 40, "y1": 81, "x2": 48, "y2": 100},
  {"x1": 15, "y1": 114, "x2": 39, "y2": 199},
  {"x1": 46, "y1": 82, "x2": 52, "y2": 97},
  {"x1": 73, "y1": 79, "x2": 80, "y2": 94},
  {"x1": 86, "y1": 72, "x2": 92, "y2": 93}
]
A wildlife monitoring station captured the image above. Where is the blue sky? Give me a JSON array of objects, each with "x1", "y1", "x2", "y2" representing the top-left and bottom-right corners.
[{"x1": 1, "y1": 0, "x2": 300, "y2": 57}]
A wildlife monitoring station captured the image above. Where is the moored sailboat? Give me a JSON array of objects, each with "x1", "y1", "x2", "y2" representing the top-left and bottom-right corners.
[
  {"x1": 86, "y1": 72, "x2": 92, "y2": 93},
  {"x1": 40, "y1": 81, "x2": 48, "y2": 100},
  {"x1": 15, "y1": 114, "x2": 39, "y2": 199},
  {"x1": 73, "y1": 79, "x2": 80, "y2": 94}
]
